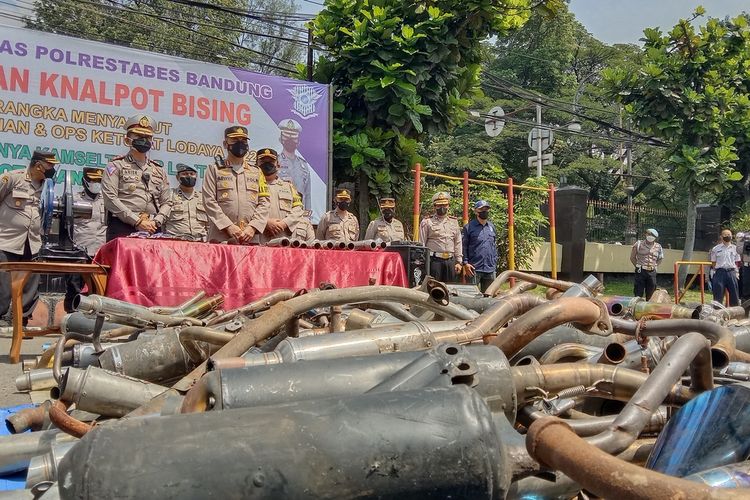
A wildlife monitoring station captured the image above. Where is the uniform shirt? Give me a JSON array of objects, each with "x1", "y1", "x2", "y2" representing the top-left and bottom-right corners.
[
  {"x1": 260, "y1": 177, "x2": 304, "y2": 244},
  {"x1": 710, "y1": 242, "x2": 741, "y2": 270},
  {"x1": 0, "y1": 169, "x2": 43, "y2": 254},
  {"x1": 202, "y1": 160, "x2": 270, "y2": 243},
  {"x1": 364, "y1": 217, "x2": 405, "y2": 243},
  {"x1": 316, "y1": 210, "x2": 359, "y2": 242},
  {"x1": 461, "y1": 219, "x2": 497, "y2": 273},
  {"x1": 278, "y1": 150, "x2": 311, "y2": 212},
  {"x1": 163, "y1": 188, "x2": 208, "y2": 241},
  {"x1": 102, "y1": 154, "x2": 172, "y2": 227},
  {"x1": 419, "y1": 214, "x2": 463, "y2": 262},
  {"x1": 73, "y1": 191, "x2": 106, "y2": 256},
  {"x1": 630, "y1": 240, "x2": 664, "y2": 270}
]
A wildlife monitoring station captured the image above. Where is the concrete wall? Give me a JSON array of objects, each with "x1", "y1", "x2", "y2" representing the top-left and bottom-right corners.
[
  {"x1": 521, "y1": 243, "x2": 563, "y2": 272},
  {"x1": 583, "y1": 242, "x2": 709, "y2": 274},
  {"x1": 521, "y1": 242, "x2": 709, "y2": 274}
]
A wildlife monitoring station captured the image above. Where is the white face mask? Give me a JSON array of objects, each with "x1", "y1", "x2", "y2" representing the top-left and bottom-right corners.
[{"x1": 645, "y1": 235, "x2": 656, "y2": 243}]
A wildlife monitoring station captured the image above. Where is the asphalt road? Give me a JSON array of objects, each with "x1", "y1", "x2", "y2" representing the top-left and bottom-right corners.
[{"x1": 0, "y1": 331, "x2": 53, "y2": 408}]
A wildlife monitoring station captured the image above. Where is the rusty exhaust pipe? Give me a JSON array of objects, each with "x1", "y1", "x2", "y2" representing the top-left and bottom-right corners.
[
  {"x1": 490, "y1": 297, "x2": 610, "y2": 357},
  {"x1": 485, "y1": 270, "x2": 577, "y2": 296},
  {"x1": 526, "y1": 417, "x2": 750, "y2": 499}
]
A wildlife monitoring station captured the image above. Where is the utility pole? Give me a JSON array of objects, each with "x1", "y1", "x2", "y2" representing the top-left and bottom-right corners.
[
  {"x1": 307, "y1": 28, "x2": 314, "y2": 81},
  {"x1": 536, "y1": 104, "x2": 543, "y2": 177},
  {"x1": 621, "y1": 107, "x2": 636, "y2": 244}
]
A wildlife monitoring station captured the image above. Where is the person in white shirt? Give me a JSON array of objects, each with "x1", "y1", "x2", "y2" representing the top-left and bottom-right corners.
[{"x1": 710, "y1": 228, "x2": 741, "y2": 306}]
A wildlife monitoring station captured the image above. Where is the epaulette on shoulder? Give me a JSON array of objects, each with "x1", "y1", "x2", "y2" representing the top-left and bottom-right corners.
[{"x1": 111, "y1": 154, "x2": 127, "y2": 162}]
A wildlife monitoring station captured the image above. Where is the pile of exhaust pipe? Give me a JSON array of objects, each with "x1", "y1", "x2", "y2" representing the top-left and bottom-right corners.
[{"x1": 7, "y1": 271, "x2": 750, "y2": 499}]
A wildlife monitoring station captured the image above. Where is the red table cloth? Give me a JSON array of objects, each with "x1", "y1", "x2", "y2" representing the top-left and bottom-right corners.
[{"x1": 94, "y1": 238, "x2": 408, "y2": 309}]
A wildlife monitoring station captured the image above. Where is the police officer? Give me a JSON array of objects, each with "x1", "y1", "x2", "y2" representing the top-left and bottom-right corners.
[
  {"x1": 365, "y1": 198, "x2": 405, "y2": 243},
  {"x1": 163, "y1": 164, "x2": 208, "y2": 241},
  {"x1": 101, "y1": 114, "x2": 172, "y2": 241},
  {"x1": 0, "y1": 150, "x2": 58, "y2": 326},
  {"x1": 256, "y1": 148, "x2": 308, "y2": 244},
  {"x1": 419, "y1": 192, "x2": 463, "y2": 283},
  {"x1": 202, "y1": 126, "x2": 269, "y2": 244},
  {"x1": 64, "y1": 165, "x2": 107, "y2": 312},
  {"x1": 316, "y1": 189, "x2": 359, "y2": 242},
  {"x1": 277, "y1": 119, "x2": 312, "y2": 212}
]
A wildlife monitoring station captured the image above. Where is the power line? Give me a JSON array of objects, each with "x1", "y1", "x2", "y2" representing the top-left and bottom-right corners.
[
  {"x1": 481, "y1": 75, "x2": 668, "y2": 146},
  {"x1": 475, "y1": 112, "x2": 666, "y2": 148},
  {"x1": 0, "y1": 6, "x2": 225, "y2": 62},
  {"x1": 94, "y1": 0, "x2": 299, "y2": 72},
  {"x1": 483, "y1": 71, "x2": 620, "y2": 117},
  {"x1": 14, "y1": 0, "x2": 312, "y2": 46},
  {"x1": 163, "y1": 0, "x2": 312, "y2": 34}
]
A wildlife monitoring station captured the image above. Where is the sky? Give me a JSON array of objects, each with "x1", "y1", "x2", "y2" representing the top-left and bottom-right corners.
[{"x1": 569, "y1": 0, "x2": 749, "y2": 45}]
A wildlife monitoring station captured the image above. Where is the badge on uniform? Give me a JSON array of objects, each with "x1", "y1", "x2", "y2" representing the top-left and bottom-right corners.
[{"x1": 106, "y1": 164, "x2": 117, "y2": 175}]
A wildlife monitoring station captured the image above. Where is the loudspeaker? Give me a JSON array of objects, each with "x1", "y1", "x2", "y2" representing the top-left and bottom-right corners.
[{"x1": 384, "y1": 243, "x2": 430, "y2": 287}]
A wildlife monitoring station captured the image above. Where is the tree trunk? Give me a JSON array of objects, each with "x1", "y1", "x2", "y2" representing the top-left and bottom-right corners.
[
  {"x1": 358, "y1": 169, "x2": 370, "y2": 236},
  {"x1": 678, "y1": 188, "x2": 697, "y2": 291}
]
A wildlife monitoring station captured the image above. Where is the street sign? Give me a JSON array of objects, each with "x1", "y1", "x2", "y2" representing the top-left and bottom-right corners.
[
  {"x1": 528, "y1": 127, "x2": 554, "y2": 151},
  {"x1": 527, "y1": 153, "x2": 554, "y2": 168},
  {"x1": 484, "y1": 106, "x2": 505, "y2": 137}
]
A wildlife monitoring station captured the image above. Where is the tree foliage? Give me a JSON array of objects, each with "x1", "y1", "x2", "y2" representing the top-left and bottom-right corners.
[
  {"x1": 603, "y1": 10, "x2": 750, "y2": 272},
  {"x1": 27, "y1": 0, "x2": 303, "y2": 74},
  {"x1": 308, "y1": 0, "x2": 563, "y2": 226}
]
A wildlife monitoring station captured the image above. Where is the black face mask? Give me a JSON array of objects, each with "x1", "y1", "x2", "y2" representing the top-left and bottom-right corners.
[
  {"x1": 477, "y1": 210, "x2": 489, "y2": 220},
  {"x1": 131, "y1": 137, "x2": 152, "y2": 153},
  {"x1": 436, "y1": 206, "x2": 448, "y2": 216},
  {"x1": 337, "y1": 201, "x2": 350, "y2": 211},
  {"x1": 228, "y1": 141, "x2": 249, "y2": 158},
  {"x1": 42, "y1": 165, "x2": 56, "y2": 180},
  {"x1": 260, "y1": 162, "x2": 277, "y2": 175},
  {"x1": 382, "y1": 209, "x2": 394, "y2": 222},
  {"x1": 723, "y1": 236, "x2": 732, "y2": 242},
  {"x1": 179, "y1": 176, "x2": 197, "y2": 187}
]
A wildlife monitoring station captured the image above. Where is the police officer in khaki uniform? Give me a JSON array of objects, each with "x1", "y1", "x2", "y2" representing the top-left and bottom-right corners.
[
  {"x1": 202, "y1": 126, "x2": 270, "y2": 244},
  {"x1": 0, "y1": 150, "x2": 58, "y2": 326},
  {"x1": 64, "y1": 165, "x2": 107, "y2": 312},
  {"x1": 256, "y1": 148, "x2": 308, "y2": 244},
  {"x1": 419, "y1": 191, "x2": 463, "y2": 282},
  {"x1": 102, "y1": 114, "x2": 172, "y2": 241},
  {"x1": 163, "y1": 164, "x2": 208, "y2": 241},
  {"x1": 365, "y1": 197, "x2": 405, "y2": 243},
  {"x1": 316, "y1": 189, "x2": 359, "y2": 242}
]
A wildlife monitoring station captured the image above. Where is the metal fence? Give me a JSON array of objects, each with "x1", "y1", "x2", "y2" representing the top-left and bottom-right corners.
[{"x1": 586, "y1": 201, "x2": 687, "y2": 249}]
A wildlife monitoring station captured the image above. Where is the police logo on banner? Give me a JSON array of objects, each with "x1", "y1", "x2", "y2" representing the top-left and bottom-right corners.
[{"x1": 289, "y1": 85, "x2": 323, "y2": 119}]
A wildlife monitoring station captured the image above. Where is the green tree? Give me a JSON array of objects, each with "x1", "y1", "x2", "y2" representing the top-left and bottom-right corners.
[
  {"x1": 308, "y1": 0, "x2": 563, "y2": 230},
  {"x1": 603, "y1": 10, "x2": 750, "y2": 284},
  {"x1": 27, "y1": 0, "x2": 302, "y2": 73}
]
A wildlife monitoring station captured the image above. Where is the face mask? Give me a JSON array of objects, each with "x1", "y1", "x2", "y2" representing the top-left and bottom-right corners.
[
  {"x1": 723, "y1": 236, "x2": 732, "y2": 242},
  {"x1": 131, "y1": 137, "x2": 152, "y2": 153},
  {"x1": 436, "y1": 206, "x2": 448, "y2": 216},
  {"x1": 382, "y1": 209, "x2": 394, "y2": 222},
  {"x1": 337, "y1": 201, "x2": 350, "y2": 211},
  {"x1": 477, "y1": 210, "x2": 489, "y2": 220},
  {"x1": 228, "y1": 141, "x2": 249, "y2": 158},
  {"x1": 179, "y1": 176, "x2": 197, "y2": 187},
  {"x1": 42, "y1": 165, "x2": 56, "y2": 180},
  {"x1": 83, "y1": 178, "x2": 101, "y2": 196},
  {"x1": 645, "y1": 235, "x2": 656, "y2": 243},
  {"x1": 260, "y1": 162, "x2": 277, "y2": 175}
]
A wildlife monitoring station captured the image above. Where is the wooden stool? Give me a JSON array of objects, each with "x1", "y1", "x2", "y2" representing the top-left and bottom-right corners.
[{"x1": 0, "y1": 262, "x2": 109, "y2": 364}]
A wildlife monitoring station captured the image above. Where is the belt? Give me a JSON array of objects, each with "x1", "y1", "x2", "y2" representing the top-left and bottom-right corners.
[
  {"x1": 430, "y1": 252, "x2": 453, "y2": 259},
  {"x1": 717, "y1": 267, "x2": 736, "y2": 271},
  {"x1": 641, "y1": 266, "x2": 655, "y2": 271}
]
